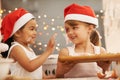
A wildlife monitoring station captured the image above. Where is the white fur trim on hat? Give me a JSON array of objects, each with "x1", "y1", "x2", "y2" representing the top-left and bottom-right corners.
[
  {"x1": 64, "y1": 14, "x2": 98, "y2": 28},
  {"x1": 10, "y1": 13, "x2": 35, "y2": 37}
]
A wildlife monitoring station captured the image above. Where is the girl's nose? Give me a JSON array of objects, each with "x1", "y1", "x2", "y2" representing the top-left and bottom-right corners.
[
  {"x1": 34, "y1": 30, "x2": 37, "y2": 35},
  {"x1": 68, "y1": 30, "x2": 73, "y2": 35}
]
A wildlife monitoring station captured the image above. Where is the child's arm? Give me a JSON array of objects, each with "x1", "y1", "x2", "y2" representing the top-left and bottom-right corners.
[
  {"x1": 97, "y1": 47, "x2": 112, "y2": 73},
  {"x1": 56, "y1": 48, "x2": 76, "y2": 78},
  {"x1": 9, "y1": 34, "x2": 56, "y2": 72}
]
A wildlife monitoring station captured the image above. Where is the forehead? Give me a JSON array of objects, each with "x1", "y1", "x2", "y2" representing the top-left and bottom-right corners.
[
  {"x1": 26, "y1": 19, "x2": 36, "y2": 25},
  {"x1": 65, "y1": 20, "x2": 80, "y2": 26},
  {"x1": 65, "y1": 20, "x2": 89, "y2": 27},
  {"x1": 19, "y1": 19, "x2": 37, "y2": 30},
  {"x1": 24, "y1": 19, "x2": 37, "y2": 27}
]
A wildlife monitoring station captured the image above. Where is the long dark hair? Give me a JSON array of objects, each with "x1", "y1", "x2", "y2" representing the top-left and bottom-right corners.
[{"x1": 1, "y1": 37, "x2": 14, "y2": 58}]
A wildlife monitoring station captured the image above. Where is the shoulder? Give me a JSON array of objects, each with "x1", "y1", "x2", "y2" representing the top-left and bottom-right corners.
[
  {"x1": 11, "y1": 45, "x2": 24, "y2": 51},
  {"x1": 9, "y1": 45, "x2": 25, "y2": 59},
  {"x1": 100, "y1": 47, "x2": 106, "y2": 53},
  {"x1": 59, "y1": 48, "x2": 69, "y2": 57},
  {"x1": 9, "y1": 42, "x2": 24, "y2": 54}
]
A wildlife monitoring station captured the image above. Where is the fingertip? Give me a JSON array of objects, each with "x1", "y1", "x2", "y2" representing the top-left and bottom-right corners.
[
  {"x1": 52, "y1": 33, "x2": 57, "y2": 39},
  {"x1": 54, "y1": 33, "x2": 57, "y2": 37}
]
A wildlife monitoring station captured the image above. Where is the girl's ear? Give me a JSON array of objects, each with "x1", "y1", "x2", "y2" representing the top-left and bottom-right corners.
[
  {"x1": 14, "y1": 30, "x2": 21, "y2": 38},
  {"x1": 88, "y1": 25, "x2": 94, "y2": 34}
]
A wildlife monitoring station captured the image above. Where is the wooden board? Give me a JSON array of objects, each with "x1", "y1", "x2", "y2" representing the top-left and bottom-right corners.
[{"x1": 58, "y1": 53, "x2": 120, "y2": 63}]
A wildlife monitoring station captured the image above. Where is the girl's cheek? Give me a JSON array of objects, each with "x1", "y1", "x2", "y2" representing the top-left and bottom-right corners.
[{"x1": 27, "y1": 37, "x2": 32, "y2": 42}]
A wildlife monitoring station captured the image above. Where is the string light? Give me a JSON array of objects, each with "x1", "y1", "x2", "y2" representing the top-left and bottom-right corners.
[
  {"x1": 96, "y1": 14, "x2": 99, "y2": 18},
  {"x1": 51, "y1": 27, "x2": 55, "y2": 31},
  {"x1": 60, "y1": 27, "x2": 64, "y2": 32},
  {"x1": 14, "y1": 8, "x2": 18, "y2": 10},
  {"x1": 57, "y1": 43, "x2": 60, "y2": 46},
  {"x1": 51, "y1": 19, "x2": 55, "y2": 22},
  {"x1": 100, "y1": 10, "x2": 103, "y2": 13},
  {"x1": 0, "y1": 9, "x2": 3, "y2": 14},
  {"x1": 8, "y1": 10, "x2": 12, "y2": 13},
  {"x1": 43, "y1": 14, "x2": 47, "y2": 18},
  {"x1": 38, "y1": 16, "x2": 41, "y2": 19},
  {"x1": 37, "y1": 42, "x2": 42, "y2": 45},
  {"x1": 44, "y1": 26, "x2": 48, "y2": 30},
  {"x1": 56, "y1": 47, "x2": 60, "y2": 51},
  {"x1": 44, "y1": 44, "x2": 47, "y2": 47}
]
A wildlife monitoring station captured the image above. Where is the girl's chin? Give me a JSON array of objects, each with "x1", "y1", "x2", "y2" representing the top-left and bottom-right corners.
[
  {"x1": 72, "y1": 41, "x2": 79, "y2": 44},
  {"x1": 31, "y1": 41, "x2": 35, "y2": 44},
  {"x1": 71, "y1": 40, "x2": 77, "y2": 43},
  {"x1": 28, "y1": 41, "x2": 35, "y2": 44}
]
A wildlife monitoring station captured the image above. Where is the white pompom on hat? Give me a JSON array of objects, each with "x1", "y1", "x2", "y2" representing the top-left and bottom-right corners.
[
  {"x1": 0, "y1": 43, "x2": 9, "y2": 53},
  {"x1": 64, "y1": 3, "x2": 98, "y2": 27},
  {"x1": 1, "y1": 8, "x2": 35, "y2": 42}
]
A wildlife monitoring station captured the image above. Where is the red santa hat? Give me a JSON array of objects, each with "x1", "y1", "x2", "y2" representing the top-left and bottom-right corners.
[
  {"x1": 64, "y1": 3, "x2": 98, "y2": 27},
  {"x1": 1, "y1": 8, "x2": 35, "y2": 42}
]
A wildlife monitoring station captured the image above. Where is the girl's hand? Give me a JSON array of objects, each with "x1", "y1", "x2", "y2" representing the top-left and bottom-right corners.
[
  {"x1": 61, "y1": 61, "x2": 77, "y2": 73},
  {"x1": 97, "y1": 61, "x2": 112, "y2": 73},
  {"x1": 97, "y1": 47, "x2": 112, "y2": 73},
  {"x1": 45, "y1": 33, "x2": 57, "y2": 54}
]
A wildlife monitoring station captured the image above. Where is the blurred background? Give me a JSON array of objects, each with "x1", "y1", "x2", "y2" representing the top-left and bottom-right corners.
[{"x1": 0, "y1": 0, "x2": 120, "y2": 54}]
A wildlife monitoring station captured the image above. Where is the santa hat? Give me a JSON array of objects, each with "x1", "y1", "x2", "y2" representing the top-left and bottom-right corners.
[
  {"x1": 64, "y1": 3, "x2": 98, "y2": 27},
  {"x1": 1, "y1": 8, "x2": 35, "y2": 42}
]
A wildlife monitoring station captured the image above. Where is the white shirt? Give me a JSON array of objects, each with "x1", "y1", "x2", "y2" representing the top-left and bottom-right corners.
[
  {"x1": 8, "y1": 42, "x2": 42, "y2": 79},
  {"x1": 64, "y1": 45, "x2": 102, "y2": 78}
]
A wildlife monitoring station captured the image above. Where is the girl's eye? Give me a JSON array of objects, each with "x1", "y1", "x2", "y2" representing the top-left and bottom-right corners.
[
  {"x1": 29, "y1": 26, "x2": 36, "y2": 31},
  {"x1": 72, "y1": 26, "x2": 78, "y2": 30},
  {"x1": 30, "y1": 28, "x2": 34, "y2": 30}
]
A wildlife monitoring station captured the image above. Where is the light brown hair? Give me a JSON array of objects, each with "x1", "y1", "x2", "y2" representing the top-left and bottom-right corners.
[{"x1": 90, "y1": 30, "x2": 101, "y2": 46}]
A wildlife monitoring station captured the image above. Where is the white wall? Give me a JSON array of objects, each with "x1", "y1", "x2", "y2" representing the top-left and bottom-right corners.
[{"x1": 103, "y1": 0, "x2": 120, "y2": 53}]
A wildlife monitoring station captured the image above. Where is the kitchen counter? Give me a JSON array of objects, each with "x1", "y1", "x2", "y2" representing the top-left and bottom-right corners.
[
  {"x1": 4, "y1": 76, "x2": 119, "y2": 80},
  {"x1": 43, "y1": 77, "x2": 119, "y2": 80}
]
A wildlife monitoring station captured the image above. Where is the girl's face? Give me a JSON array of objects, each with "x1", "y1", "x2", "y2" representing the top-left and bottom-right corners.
[
  {"x1": 65, "y1": 20, "x2": 92, "y2": 44},
  {"x1": 16, "y1": 19, "x2": 37, "y2": 44}
]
